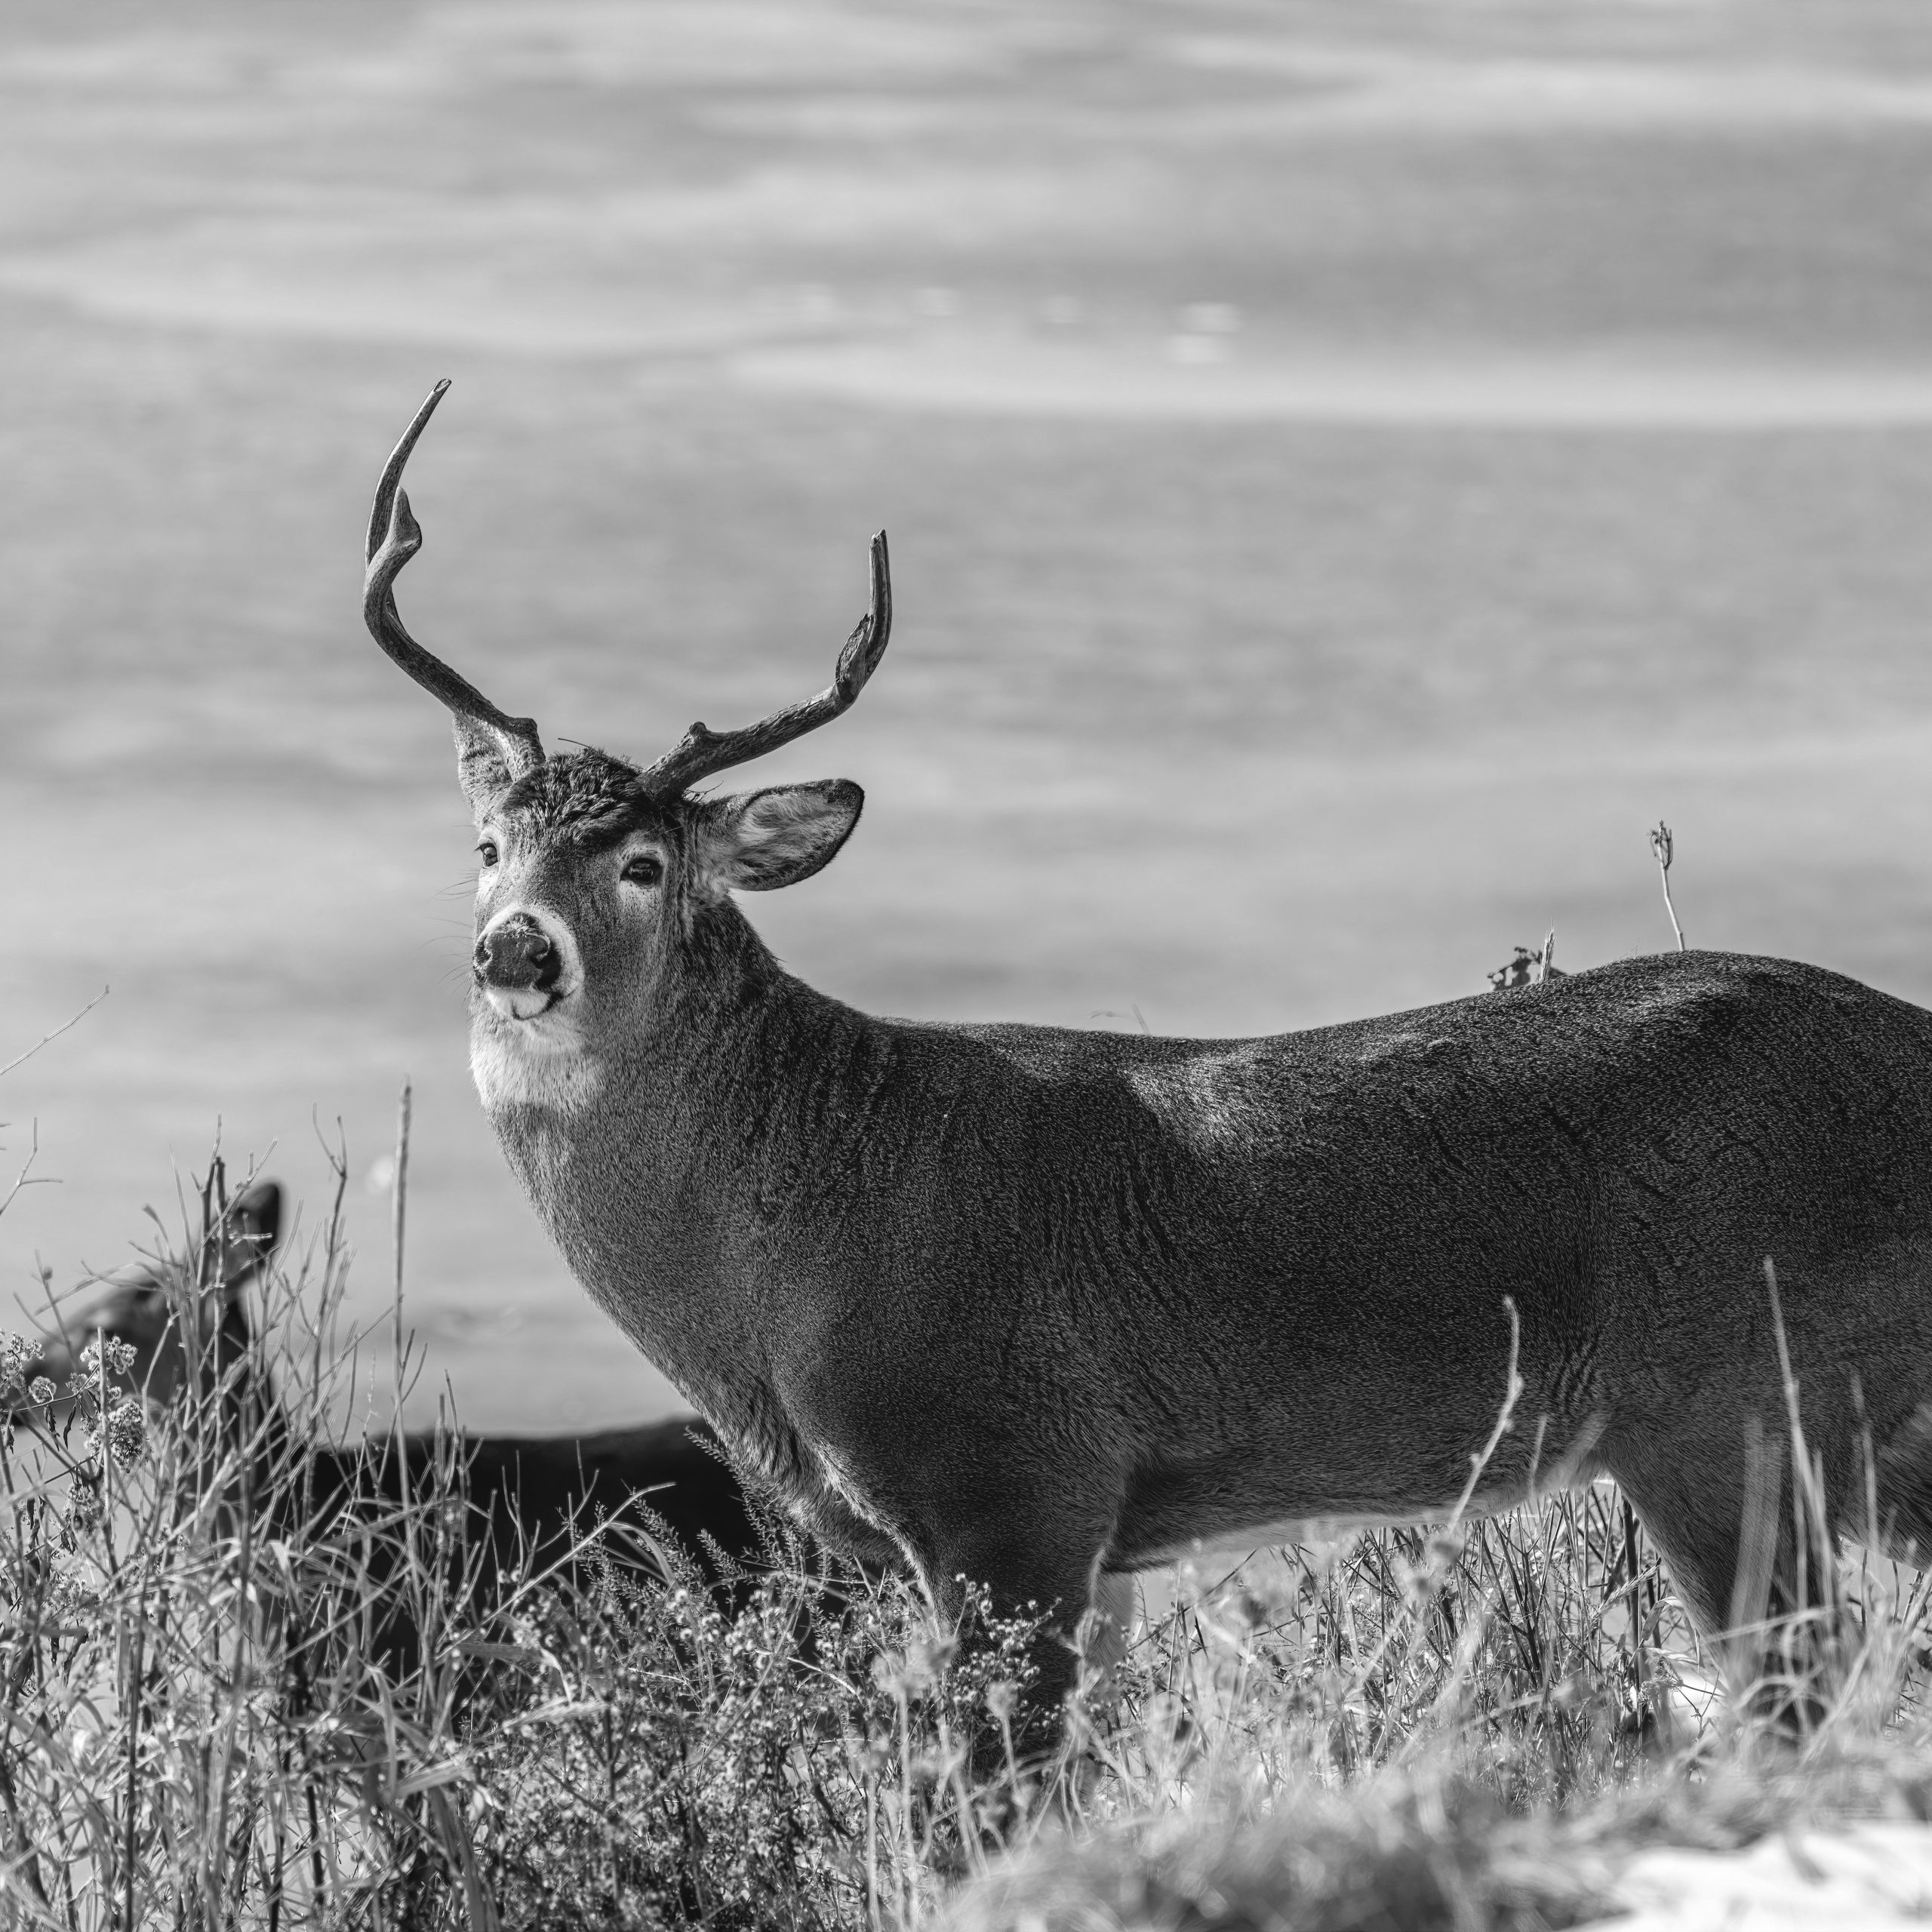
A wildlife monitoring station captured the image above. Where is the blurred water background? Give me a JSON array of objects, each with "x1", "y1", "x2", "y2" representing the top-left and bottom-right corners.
[{"x1": 4, "y1": 0, "x2": 1932, "y2": 1428}]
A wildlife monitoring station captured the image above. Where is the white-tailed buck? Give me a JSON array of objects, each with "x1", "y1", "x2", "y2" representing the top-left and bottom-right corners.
[{"x1": 364, "y1": 381, "x2": 1932, "y2": 1716}]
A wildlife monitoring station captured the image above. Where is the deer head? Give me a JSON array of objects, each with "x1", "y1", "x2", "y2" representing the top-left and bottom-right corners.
[
  {"x1": 363, "y1": 384, "x2": 891, "y2": 1104},
  {"x1": 5, "y1": 1180, "x2": 282, "y2": 1415}
]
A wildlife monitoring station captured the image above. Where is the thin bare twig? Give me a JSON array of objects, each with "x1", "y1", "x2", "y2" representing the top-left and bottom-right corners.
[
  {"x1": 391, "y1": 1080, "x2": 412, "y2": 1373},
  {"x1": 123, "y1": 1580, "x2": 146, "y2": 1932},
  {"x1": 0, "y1": 1123, "x2": 50, "y2": 1226},
  {"x1": 1650, "y1": 823, "x2": 1685, "y2": 952},
  {"x1": 1621, "y1": 1498, "x2": 1645, "y2": 1716},
  {"x1": 0, "y1": 987, "x2": 109, "y2": 1082},
  {"x1": 1446, "y1": 1296, "x2": 1525, "y2": 1532}
]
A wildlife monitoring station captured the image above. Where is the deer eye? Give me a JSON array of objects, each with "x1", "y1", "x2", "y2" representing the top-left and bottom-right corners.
[
  {"x1": 477, "y1": 841, "x2": 500, "y2": 868},
  {"x1": 621, "y1": 852, "x2": 664, "y2": 889}
]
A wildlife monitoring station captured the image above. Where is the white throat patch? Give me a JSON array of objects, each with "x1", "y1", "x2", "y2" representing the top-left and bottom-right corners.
[{"x1": 469, "y1": 1004, "x2": 602, "y2": 1114}]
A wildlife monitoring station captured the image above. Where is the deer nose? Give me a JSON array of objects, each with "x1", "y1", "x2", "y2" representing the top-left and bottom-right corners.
[{"x1": 475, "y1": 915, "x2": 562, "y2": 992}]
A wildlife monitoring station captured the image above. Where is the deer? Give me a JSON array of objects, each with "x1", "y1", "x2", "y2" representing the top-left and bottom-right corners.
[
  {"x1": 361, "y1": 378, "x2": 1932, "y2": 1724},
  {"x1": 2, "y1": 1179, "x2": 282, "y2": 1426},
  {"x1": 8, "y1": 1179, "x2": 766, "y2": 1610}
]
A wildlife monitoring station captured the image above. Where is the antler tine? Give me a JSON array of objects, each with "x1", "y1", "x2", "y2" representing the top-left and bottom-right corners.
[
  {"x1": 638, "y1": 530, "x2": 892, "y2": 796},
  {"x1": 364, "y1": 380, "x2": 544, "y2": 780}
]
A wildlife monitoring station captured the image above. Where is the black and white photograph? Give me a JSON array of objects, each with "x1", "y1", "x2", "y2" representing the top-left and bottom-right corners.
[{"x1": 5, "y1": 2, "x2": 1932, "y2": 1924}]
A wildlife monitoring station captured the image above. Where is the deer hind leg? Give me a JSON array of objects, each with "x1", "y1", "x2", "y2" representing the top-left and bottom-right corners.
[
  {"x1": 1604, "y1": 1451, "x2": 1755, "y2": 1638},
  {"x1": 1614, "y1": 1389, "x2": 1865, "y2": 1617},
  {"x1": 1609, "y1": 1421, "x2": 1847, "y2": 1724}
]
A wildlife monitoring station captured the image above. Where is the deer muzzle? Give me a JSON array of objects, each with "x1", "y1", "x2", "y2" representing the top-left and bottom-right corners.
[{"x1": 475, "y1": 912, "x2": 566, "y2": 1020}]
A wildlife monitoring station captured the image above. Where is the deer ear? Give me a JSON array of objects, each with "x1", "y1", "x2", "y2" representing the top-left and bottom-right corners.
[
  {"x1": 228, "y1": 1180, "x2": 281, "y2": 1262},
  {"x1": 455, "y1": 722, "x2": 517, "y2": 820},
  {"x1": 696, "y1": 780, "x2": 864, "y2": 892}
]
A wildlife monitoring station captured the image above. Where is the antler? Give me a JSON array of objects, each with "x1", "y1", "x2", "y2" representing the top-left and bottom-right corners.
[
  {"x1": 364, "y1": 380, "x2": 544, "y2": 785},
  {"x1": 635, "y1": 531, "x2": 892, "y2": 795}
]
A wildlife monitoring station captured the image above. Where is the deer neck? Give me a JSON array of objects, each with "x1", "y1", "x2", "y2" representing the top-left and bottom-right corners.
[{"x1": 478, "y1": 930, "x2": 872, "y2": 1417}]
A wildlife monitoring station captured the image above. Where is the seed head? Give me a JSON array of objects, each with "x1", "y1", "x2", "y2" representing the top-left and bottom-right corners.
[
  {"x1": 97, "y1": 1397, "x2": 146, "y2": 1468},
  {"x1": 75, "y1": 1335, "x2": 136, "y2": 1386}
]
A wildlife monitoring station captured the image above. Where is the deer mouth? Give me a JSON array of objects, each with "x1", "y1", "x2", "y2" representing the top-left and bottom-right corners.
[{"x1": 483, "y1": 983, "x2": 559, "y2": 1023}]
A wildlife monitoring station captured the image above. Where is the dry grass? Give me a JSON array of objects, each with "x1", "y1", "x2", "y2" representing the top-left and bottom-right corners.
[{"x1": 4, "y1": 1167, "x2": 1930, "y2": 1930}]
